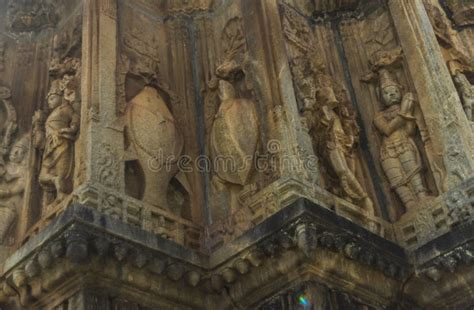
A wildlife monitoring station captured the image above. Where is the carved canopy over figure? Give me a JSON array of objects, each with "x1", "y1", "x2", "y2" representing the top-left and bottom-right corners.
[
  {"x1": 372, "y1": 69, "x2": 433, "y2": 209},
  {"x1": 35, "y1": 71, "x2": 80, "y2": 208},
  {"x1": 0, "y1": 135, "x2": 29, "y2": 245}
]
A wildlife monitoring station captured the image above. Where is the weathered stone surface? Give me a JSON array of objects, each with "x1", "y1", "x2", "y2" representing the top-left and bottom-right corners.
[{"x1": 0, "y1": 0, "x2": 473, "y2": 308}]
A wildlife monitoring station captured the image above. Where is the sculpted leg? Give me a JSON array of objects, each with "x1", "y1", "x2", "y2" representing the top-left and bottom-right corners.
[
  {"x1": 329, "y1": 149, "x2": 373, "y2": 213},
  {"x1": 399, "y1": 151, "x2": 429, "y2": 200},
  {"x1": 382, "y1": 158, "x2": 416, "y2": 208}
]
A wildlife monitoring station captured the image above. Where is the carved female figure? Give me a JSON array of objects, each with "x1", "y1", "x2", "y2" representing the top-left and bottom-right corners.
[
  {"x1": 308, "y1": 81, "x2": 374, "y2": 213},
  {"x1": 36, "y1": 78, "x2": 79, "y2": 207},
  {"x1": 0, "y1": 135, "x2": 29, "y2": 244},
  {"x1": 374, "y1": 69, "x2": 431, "y2": 209}
]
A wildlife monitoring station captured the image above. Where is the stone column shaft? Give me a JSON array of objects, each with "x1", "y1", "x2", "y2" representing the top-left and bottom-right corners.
[{"x1": 389, "y1": 0, "x2": 474, "y2": 190}]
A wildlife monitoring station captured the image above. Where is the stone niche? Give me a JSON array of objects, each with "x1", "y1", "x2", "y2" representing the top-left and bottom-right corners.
[{"x1": 0, "y1": 0, "x2": 83, "y2": 257}]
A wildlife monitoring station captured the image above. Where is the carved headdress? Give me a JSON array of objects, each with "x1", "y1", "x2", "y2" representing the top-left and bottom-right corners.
[
  {"x1": 46, "y1": 79, "x2": 63, "y2": 98},
  {"x1": 379, "y1": 68, "x2": 402, "y2": 90}
]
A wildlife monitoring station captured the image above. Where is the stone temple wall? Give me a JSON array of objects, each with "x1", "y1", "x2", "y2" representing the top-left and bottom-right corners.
[{"x1": 0, "y1": 0, "x2": 472, "y2": 309}]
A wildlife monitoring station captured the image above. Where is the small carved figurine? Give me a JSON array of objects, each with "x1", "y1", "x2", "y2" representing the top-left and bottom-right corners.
[
  {"x1": 373, "y1": 69, "x2": 432, "y2": 209},
  {"x1": 0, "y1": 135, "x2": 29, "y2": 244},
  {"x1": 35, "y1": 77, "x2": 79, "y2": 207}
]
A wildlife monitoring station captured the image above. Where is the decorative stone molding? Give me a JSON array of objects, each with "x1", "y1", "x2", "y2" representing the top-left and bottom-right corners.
[{"x1": 0, "y1": 200, "x2": 408, "y2": 308}]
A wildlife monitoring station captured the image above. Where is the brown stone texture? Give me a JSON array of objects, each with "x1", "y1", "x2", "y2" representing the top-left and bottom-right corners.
[{"x1": 0, "y1": 0, "x2": 473, "y2": 309}]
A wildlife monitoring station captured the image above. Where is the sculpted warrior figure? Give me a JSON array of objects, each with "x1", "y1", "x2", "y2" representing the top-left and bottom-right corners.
[
  {"x1": 453, "y1": 72, "x2": 474, "y2": 121},
  {"x1": 0, "y1": 135, "x2": 29, "y2": 244},
  {"x1": 35, "y1": 77, "x2": 79, "y2": 207},
  {"x1": 305, "y1": 76, "x2": 374, "y2": 213},
  {"x1": 373, "y1": 69, "x2": 431, "y2": 209}
]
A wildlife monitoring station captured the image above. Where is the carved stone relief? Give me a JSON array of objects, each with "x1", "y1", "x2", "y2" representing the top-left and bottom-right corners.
[
  {"x1": 362, "y1": 50, "x2": 435, "y2": 211},
  {"x1": 33, "y1": 57, "x2": 81, "y2": 210},
  {"x1": 291, "y1": 56, "x2": 374, "y2": 214},
  {"x1": 445, "y1": 0, "x2": 474, "y2": 26},
  {"x1": 282, "y1": 4, "x2": 374, "y2": 214},
  {"x1": 123, "y1": 86, "x2": 184, "y2": 210},
  {"x1": 0, "y1": 87, "x2": 17, "y2": 165},
  {"x1": 0, "y1": 86, "x2": 24, "y2": 246},
  {"x1": 0, "y1": 40, "x2": 5, "y2": 72},
  {"x1": 0, "y1": 135, "x2": 29, "y2": 245},
  {"x1": 453, "y1": 72, "x2": 474, "y2": 121},
  {"x1": 6, "y1": 0, "x2": 59, "y2": 34},
  {"x1": 423, "y1": 1, "x2": 474, "y2": 121},
  {"x1": 206, "y1": 16, "x2": 261, "y2": 223}
]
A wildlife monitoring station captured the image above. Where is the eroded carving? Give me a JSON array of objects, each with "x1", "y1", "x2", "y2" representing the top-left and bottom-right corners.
[
  {"x1": 34, "y1": 58, "x2": 81, "y2": 209},
  {"x1": 124, "y1": 86, "x2": 184, "y2": 209},
  {"x1": 0, "y1": 40, "x2": 5, "y2": 72},
  {"x1": 207, "y1": 17, "x2": 260, "y2": 220},
  {"x1": 363, "y1": 51, "x2": 434, "y2": 210},
  {"x1": 290, "y1": 56, "x2": 374, "y2": 213},
  {"x1": 453, "y1": 72, "x2": 474, "y2": 121},
  {"x1": 0, "y1": 87, "x2": 17, "y2": 166},
  {"x1": 6, "y1": 0, "x2": 59, "y2": 33},
  {"x1": 0, "y1": 135, "x2": 29, "y2": 245}
]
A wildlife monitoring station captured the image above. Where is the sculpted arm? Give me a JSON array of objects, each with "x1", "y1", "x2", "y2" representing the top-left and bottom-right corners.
[{"x1": 374, "y1": 113, "x2": 404, "y2": 136}]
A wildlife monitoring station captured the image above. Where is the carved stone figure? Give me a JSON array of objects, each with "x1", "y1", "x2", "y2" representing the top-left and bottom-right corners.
[
  {"x1": 291, "y1": 57, "x2": 373, "y2": 213},
  {"x1": 373, "y1": 69, "x2": 432, "y2": 209},
  {"x1": 0, "y1": 135, "x2": 29, "y2": 244},
  {"x1": 307, "y1": 79, "x2": 373, "y2": 213},
  {"x1": 124, "y1": 86, "x2": 184, "y2": 209},
  {"x1": 0, "y1": 86, "x2": 17, "y2": 168},
  {"x1": 35, "y1": 77, "x2": 80, "y2": 208},
  {"x1": 453, "y1": 72, "x2": 474, "y2": 121}
]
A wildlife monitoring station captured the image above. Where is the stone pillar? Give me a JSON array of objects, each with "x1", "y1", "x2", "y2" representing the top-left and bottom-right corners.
[
  {"x1": 389, "y1": 0, "x2": 474, "y2": 190},
  {"x1": 79, "y1": 0, "x2": 124, "y2": 199},
  {"x1": 241, "y1": 0, "x2": 321, "y2": 186}
]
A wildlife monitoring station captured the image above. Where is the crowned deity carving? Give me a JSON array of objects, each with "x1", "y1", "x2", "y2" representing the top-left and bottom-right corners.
[
  {"x1": 0, "y1": 135, "x2": 29, "y2": 245},
  {"x1": 373, "y1": 69, "x2": 433, "y2": 209},
  {"x1": 34, "y1": 75, "x2": 80, "y2": 208}
]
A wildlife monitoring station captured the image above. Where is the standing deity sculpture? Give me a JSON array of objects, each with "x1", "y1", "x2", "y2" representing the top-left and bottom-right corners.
[
  {"x1": 0, "y1": 135, "x2": 29, "y2": 244},
  {"x1": 453, "y1": 72, "x2": 474, "y2": 121},
  {"x1": 305, "y1": 76, "x2": 373, "y2": 213},
  {"x1": 34, "y1": 76, "x2": 80, "y2": 208},
  {"x1": 373, "y1": 69, "x2": 432, "y2": 209},
  {"x1": 292, "y1": 57, "x2": 374, "y2": 213}
]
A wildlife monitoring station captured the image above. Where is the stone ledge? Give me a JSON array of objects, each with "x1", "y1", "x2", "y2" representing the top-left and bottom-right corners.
[{"x1": 0, "y1": 199, "x2": 411, "y2": 308}]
